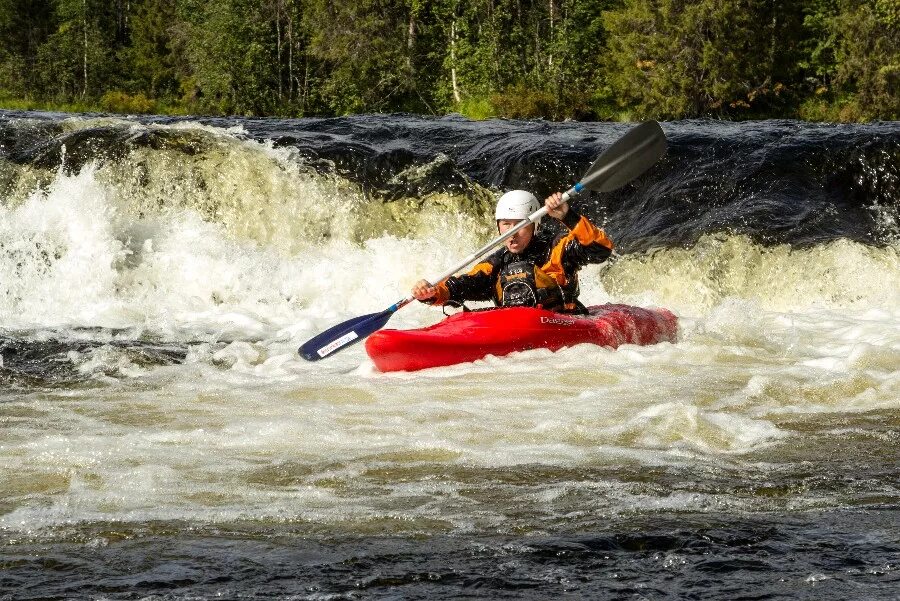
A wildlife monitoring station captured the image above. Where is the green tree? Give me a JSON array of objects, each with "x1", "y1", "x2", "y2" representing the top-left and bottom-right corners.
[
  {"x1": 799, "y1": 0, "x2": 839, "y2": 85},
  {"x1": 33, "y1": 0, "x2": 126, "y2": 100},
  {"x1": 125, "y1": 0, "x2": 181, "y2": 99},
  {"x1": 0, "y1": 0, "x2": 24, "y2": 97},
  {"x1": 175, "y1": 0, "x2": 281, "y2": 115},
  {"x1": 0, "y1": 0, "x2": 55, "y2": 97},
  {"x1": 831, "y1": 0, "x2": 899, "y2": 119},
  {"x1": 545, "y1": 0, "x2": 622, "y2": 118},
  {"x1": 299, "y1": 0, "x2": 430, "y2": 114},
  {"x1": 602, "y1": 0, "x2": 801, "y2": 119},
  {"x1": 431, "y1": 0, "x2": 617, "y2": 119},
  {"x1": 433, "y1": 0, "x2": 500, "y2": 110}
]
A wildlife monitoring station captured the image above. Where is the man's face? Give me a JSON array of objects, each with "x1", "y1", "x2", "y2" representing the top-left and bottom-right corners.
[{"x1": 498, "y1": 220, "x2": 534, "y2": 254}]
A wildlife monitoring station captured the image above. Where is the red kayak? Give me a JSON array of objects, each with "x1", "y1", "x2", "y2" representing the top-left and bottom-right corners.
[{"x1": 365, "y1": 304, "x2": 678, "y2": 372}]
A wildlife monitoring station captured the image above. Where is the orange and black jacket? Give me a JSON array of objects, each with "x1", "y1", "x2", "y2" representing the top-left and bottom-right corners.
[{"x1": 427, "y1": 210, "x2": 614, "y2": 312}]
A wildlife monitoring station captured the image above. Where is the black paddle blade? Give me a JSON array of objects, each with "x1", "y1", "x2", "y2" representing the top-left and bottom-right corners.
[
  {"x1": 584, "y1": 121, "x2": 667, "y2": 193},
  {"x1": 299, "y1": 309, "x2": 394, "y2": 361}
]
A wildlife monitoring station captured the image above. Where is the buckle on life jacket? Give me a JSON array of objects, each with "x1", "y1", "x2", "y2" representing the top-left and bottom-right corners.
[{"x1": 498, "y1": 261, "x2": 540, "y2": 307}]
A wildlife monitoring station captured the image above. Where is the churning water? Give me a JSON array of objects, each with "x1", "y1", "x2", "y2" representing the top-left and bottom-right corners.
[{"x1": 0, "y1": 111, "x2": 898, "y2": 599}]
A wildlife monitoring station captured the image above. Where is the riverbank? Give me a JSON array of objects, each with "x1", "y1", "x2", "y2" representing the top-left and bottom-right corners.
[
  {"x1": 0, "y1": 95, "x2": 193, "y2": 118},
  {"x1": 0, "y1": 96, "x2": 883, "y2": 124}
]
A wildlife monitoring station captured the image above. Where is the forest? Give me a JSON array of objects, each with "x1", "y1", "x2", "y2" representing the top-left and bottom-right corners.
[{"x1": 0, "y1": 0, "x2": 897, "y2": 121}]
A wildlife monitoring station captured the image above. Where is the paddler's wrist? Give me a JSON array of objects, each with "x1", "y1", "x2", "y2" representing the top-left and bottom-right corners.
[{"x1": 560, "y1": 209, "x2": 581, "y2": 229}]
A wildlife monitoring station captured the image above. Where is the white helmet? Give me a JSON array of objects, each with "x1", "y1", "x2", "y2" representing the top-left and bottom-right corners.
[{"x1": 495, "y1": 190, "x2": 541, "y2": 229}]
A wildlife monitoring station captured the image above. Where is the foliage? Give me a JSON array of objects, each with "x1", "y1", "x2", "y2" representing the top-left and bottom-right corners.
[
  {"x1": 100, "y1": 90, "x2": 154, "y2": 113},
  {"x1": 831, "y1": 0, "x2": 900, "y2": 119},
  {"x1": 796, "y1": 0, "x2": 899, "y2": 120},
  {"x1": 602, "y1": 0, "x2": 805, "y2": 119},
  {"x1": 299, "y1": 0, "x2": 420, "y2": 114},
  {"x1": 125, "y1": 0, "x2": 181, "y2": 98},
  {"x1": 0, "y1": 0, "x2": 895, "y2": 120},
  {"x1": 454, "y1": 96, "x2": 496, "y2": 120}
]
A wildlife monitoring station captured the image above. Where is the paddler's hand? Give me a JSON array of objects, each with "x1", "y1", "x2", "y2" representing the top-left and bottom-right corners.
[
  {"x1": 412, "y1": 279, "x2": 437, "y2": 302},
  {"x1": 545, "y1": 192, "x2": 568, "y2": 220}
]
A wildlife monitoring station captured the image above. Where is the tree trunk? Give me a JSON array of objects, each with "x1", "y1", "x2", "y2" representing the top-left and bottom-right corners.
[
  {"x1": 407, "y1": 10, "x2": 416, "y2": 76},
  {"x1": 288, "y1": 5, "x2": 293, "y2": 101},
  {"x1": 302, "y1": 56, "x2": 309, "y2": 111},
  {"x1": 450, "y1": 18, "x2": 461, "y2": 103},
  {"x1": 548, "y1": 0, "x2": 554, "y2": 68},
  {"x1": 82, "y1": 0, "x2": 88, "y2": 97},
  {"x1": 116, "y1": 0, "x2": 128, "y2": 44},
  {"x1": 276, "y1": 0, "x2": 283, "y2": 100}
]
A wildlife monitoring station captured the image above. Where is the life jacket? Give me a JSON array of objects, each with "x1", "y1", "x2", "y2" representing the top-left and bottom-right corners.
[{"x1": 495, "y1": 260, "x2": 566, "y2": 309}]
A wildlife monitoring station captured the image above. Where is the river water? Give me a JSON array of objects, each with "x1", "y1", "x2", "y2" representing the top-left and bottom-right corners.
[{"x1": 0, "y1": 111, "x2": 898, "y2": 599}]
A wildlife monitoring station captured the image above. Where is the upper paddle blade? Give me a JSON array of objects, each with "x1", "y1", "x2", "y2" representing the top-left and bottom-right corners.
[
  {"x1": 583, "y1": 121, "x2": 667, "y2": 193},
  {"x1": 299, "y1": 309, "x2": 394, "y2": 361}
]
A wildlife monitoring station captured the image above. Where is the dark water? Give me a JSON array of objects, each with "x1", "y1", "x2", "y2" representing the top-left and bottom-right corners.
[
  {"x1": 3, "y1": 511, "x2": 899, "y2": 600},
  {"x1": 0, "y1": 336, "x2": 186, "y2": 388}
]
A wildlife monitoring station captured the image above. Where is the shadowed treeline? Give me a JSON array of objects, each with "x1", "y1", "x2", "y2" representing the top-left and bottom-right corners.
[{"x1": 0, "y1": 0, "x2": 897, "y2": 121}]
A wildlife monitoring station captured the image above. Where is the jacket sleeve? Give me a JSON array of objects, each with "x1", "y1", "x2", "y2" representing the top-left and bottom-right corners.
[
  {"x1": 426, "y1": 255, "x2": 498, "y2": 305},
  {"x1": 543, "y1": 210, "x2": 614, "y2": 283}
]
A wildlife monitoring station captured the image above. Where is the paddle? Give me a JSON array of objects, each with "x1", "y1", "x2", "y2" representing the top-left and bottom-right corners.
[{"x1": 299, "y1": 120, "x2": 667, "y2": 361}]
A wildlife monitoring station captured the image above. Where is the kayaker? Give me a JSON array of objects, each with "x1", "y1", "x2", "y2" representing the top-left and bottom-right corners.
[{"x1": 411, "y1": 190, "x2": 614, "y2": 313}]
